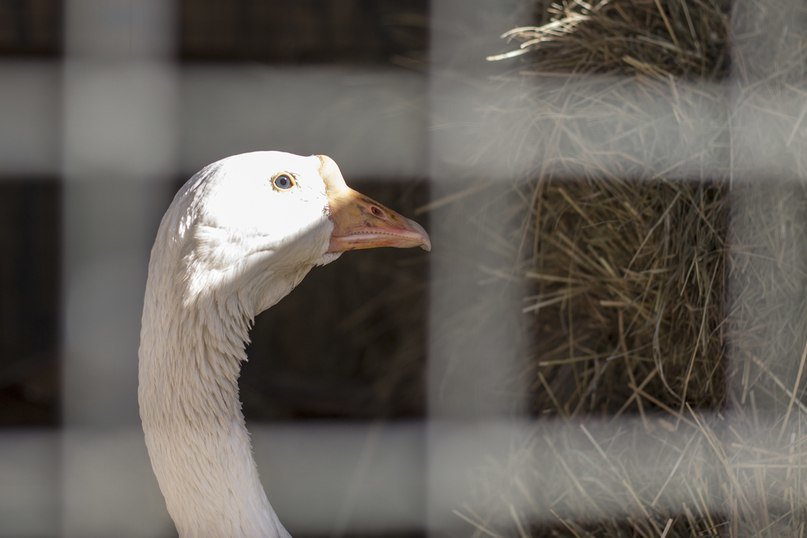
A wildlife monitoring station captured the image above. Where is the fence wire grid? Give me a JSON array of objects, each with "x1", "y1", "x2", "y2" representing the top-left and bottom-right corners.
[{"x1": 2, "y1": 0, "x2": 807, "y2": 537}]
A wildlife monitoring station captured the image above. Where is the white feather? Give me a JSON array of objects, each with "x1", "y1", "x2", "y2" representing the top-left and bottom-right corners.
[{"x1": 139, "y1": 151, "x2": 339, "y2": 537}]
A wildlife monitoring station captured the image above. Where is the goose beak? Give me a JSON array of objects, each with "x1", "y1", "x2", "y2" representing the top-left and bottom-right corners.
[{"x1": 327, "y1": 187, "x2": 431, "y2": 253}]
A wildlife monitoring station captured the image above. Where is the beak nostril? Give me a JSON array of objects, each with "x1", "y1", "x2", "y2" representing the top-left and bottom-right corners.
[{"x1": 369, "y1": 205, "x2": 384, "y2": 218}]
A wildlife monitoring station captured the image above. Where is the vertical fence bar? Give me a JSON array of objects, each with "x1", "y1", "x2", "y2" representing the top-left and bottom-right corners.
[
  {"x1": 727, "y1": 0, "x2": 807, "y2": 533},
  {"x1": 61, "y1": 1, "x2": 177, "y2": 535},
  {"x1": 427, "y1": 0, "x2": 530, "y2": 533}
]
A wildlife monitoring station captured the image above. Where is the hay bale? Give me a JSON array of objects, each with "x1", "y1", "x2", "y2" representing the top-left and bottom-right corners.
[
  {"x1": 488, "y1": 0, "x2": 730, "y2": 79},
  {"x1": 525, "y1": 178, "x2": 727, "y2": 416},
  {"x1": 432, "y1": 0, "x2": 807, "y2": 535}
]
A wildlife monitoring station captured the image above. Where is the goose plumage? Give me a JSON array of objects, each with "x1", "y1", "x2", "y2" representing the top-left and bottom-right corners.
[{"x1": 138, "y1": 151, "x2": 430, "y2": 537}]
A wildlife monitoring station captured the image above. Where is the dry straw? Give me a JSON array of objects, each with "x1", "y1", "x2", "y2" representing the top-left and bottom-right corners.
[{"x1": 423, "y1": 0, "x2": 807, "y2": 535}]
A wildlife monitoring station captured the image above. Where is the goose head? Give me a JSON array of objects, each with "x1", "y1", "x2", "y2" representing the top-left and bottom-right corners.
[{"x1": 167, "y1": 151, "x2": 430, "y2": 314}]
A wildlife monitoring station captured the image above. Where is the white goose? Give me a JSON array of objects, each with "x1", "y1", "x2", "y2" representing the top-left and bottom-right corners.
[{"x1": 138, "y1": 151, "x2": 430, "y2": 537}]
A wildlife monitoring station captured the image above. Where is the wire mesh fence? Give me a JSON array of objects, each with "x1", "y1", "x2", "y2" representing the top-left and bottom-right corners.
[{"x1": 1, "y1": 0, "x2": 807, "y2": 536}]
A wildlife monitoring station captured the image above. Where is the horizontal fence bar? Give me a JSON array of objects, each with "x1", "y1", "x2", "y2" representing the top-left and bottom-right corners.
[
  {"x1": 3, "y1": 414, "x2": 806, "y2": 536},
  {"x1": 2, "y1": 63, "x2": 805, "y2": 183},
  {"x1": 0, "y1": 62, "x2": 427, "y2": 181}
]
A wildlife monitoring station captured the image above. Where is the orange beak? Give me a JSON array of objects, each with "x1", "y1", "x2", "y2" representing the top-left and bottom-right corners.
[{"x1": 319, "y1": 155, "x2": 431, "y2": 254}]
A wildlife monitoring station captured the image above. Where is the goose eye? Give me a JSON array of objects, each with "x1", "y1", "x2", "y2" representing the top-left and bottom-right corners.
[{"x1": 272, "y1": 174, "x2": 296, "y2": 191}]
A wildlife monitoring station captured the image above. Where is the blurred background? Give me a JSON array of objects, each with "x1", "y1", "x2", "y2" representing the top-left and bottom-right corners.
[{"x1": 2, "y1": 0, "x2": 807, "y2": 537}]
